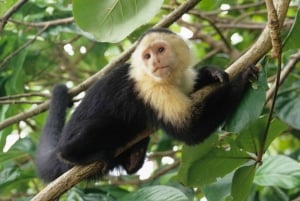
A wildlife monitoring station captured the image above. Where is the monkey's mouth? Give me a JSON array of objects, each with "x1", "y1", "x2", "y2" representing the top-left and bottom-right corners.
[{"x1": 152, "y1": 66, "x2": 169, "y2": 73}]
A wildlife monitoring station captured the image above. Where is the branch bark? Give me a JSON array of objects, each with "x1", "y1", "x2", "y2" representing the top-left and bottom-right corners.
[{"x1": 226, "y1": 0, "x2": 289, "y2": 76}]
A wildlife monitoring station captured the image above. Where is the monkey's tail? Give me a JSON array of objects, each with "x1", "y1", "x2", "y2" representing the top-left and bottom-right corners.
[{"x1": 35, "y1": 84, "x2": 72, "y2": 182}]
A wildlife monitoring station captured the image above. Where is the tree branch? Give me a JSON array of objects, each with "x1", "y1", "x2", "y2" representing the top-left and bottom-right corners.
[
  {"x1": 0, "y1": 100, "x2": 44, "y2": 105},
  {"x1": 31, "y1": 129, "x2": 154, "y2": 201},
  {"x1": 226, "y1": 0, "x2": 289, "y2": 76},
  {"x1": 0, "y1": 92, "x2": 50, "y2": 100}
]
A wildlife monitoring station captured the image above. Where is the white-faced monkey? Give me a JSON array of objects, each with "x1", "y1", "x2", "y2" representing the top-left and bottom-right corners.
[{"x1": 35, "y1": 28, "x2": 258, "y2": 182}]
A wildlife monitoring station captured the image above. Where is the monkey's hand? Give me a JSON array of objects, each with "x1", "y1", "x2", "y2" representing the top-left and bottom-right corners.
[
  {"x1": 241, "y1": 64, "x2": 259, "y2": 81},
  {"x1": 231, "y1": 64, "x2": 259, "y2": 90},
  {"x1": 193, "y1": 66, "x2": 229, "y2": 92}
]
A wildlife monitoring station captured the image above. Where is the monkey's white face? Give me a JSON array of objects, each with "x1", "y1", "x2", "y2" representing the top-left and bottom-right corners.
[
  {"x1": 131, "y1": 32, "x2": 192, "y2": 83},
  {"x1": 141, "y1": 40, "x2": 175, "y2": 80}
]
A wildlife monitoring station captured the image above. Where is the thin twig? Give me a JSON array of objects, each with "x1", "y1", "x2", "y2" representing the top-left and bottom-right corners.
[
  {"x1": 204, "y1": 1, "x2": 265, "y2": 16},
  {"x1": 266, "y1": 51, "x2": 300, "y2": 103},
  {"x1": 0, "y1": 100, "x2": 43, "y2": 105},
  {"x1": 0, "y1": 0, "x2": 28, "y2": 33},
  {"x1": 0, "y1": 92, "x2": 50, "y2": 100},
  {"x1": 0, "y1": 25, "x2": 49, "y2": 70},
  {"x1": 258, "y1": 0, "x2": 282, "y2": 162},
  {"x1": 6, "y1": 17, "x2": 74, "y2": 28}
]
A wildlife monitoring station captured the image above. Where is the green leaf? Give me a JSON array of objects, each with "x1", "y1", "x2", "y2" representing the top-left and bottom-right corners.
[
  {"x1": 73, "y1": 0, "x2": 163, "y2": 42},
  {"x1": 231, "y1": 165, "x2": 256, "y2": 201},
  {"x1": 236, "y1": 116, "x2": 266, "y2": 154},
  {"x1": 264, "y1": 118, "x2": 288, "y2": 149},
  {"x1": 178, "y1": 134, "x2": 218, "y2": 185},
  {"x1": 119, "y1": 186, "x2": 189, "y2": 201},
  {"x1": 0, "y1": 150, "x2": 27, "y2": 164},
  {"x1": 284, "y1": 8, "x2": 300, "y2": 50},
  {"x1": 254, "y1": 155, "x2": 300, "y2": 189},
  {"x1": 203, "y1": 172, "x2": 234, "y2": 201},
  {"x1": 178, "y1": 135, "x2": 250, "y2": 186},
  {"x1": 0, "y1": 0, "x2": 17, "y2": 16},
  {"x1": 0, "y1": 167, "x2": 35, "y2": 196},
  {"x1": 224, "y1": 69, "x2": 267, "y2": 133},
  {"x1": 5, "y1": 50, "x2": 27, "y2": 94},
  {"x1": 258, "y1": 187, "x2": 289, "y2": 201},
  {"x1": 236, "y1": 117, "x2": 287, "y2": 154},
  {"x1": 275, "y1": 82, "x2": 300, "y2": 129}
]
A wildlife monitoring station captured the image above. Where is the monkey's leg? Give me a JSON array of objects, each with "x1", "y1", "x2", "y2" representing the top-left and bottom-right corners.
[
  {"x1": 58, "y1": 118, "x2": 125, "y2": 165},
  {"x1": 115, "y1": 137, "x2": 150, "y2": 174}
]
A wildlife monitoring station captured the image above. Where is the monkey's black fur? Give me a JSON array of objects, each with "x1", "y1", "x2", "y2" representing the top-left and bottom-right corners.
[
  {"x1": 35, "y1": 29, "x2": 258, "y2": 183},
  {"x1": 35, "y1": 64, "x2": 257, "y2": 182},
  {"x1": 35, "y1": 85, "x2": 72, "y2": 182},
  {"x1": 162, "y1": 66, "x2": 257, "y2": 144}
]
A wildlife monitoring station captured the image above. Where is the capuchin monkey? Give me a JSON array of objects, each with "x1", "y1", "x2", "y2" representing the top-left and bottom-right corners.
[{"x1": 35, "y1": 28, "x2": 258, "y2": 182}]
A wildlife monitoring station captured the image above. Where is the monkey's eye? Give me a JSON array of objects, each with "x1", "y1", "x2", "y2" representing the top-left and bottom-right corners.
[
  {"x1": 144, "y1": 53, "x2": 151, "y2": 60},
  {"x1": 158, "y1": 47, "x2": 165, "y2": 53}
]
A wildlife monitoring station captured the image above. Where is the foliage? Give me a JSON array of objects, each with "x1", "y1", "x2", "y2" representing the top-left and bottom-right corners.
[
  {"x1": 0, "y1": 0, "x2": 300, "y2": 200},
  {"x1": 73, "y1": 0, "x2": 164, "y2": 42}
]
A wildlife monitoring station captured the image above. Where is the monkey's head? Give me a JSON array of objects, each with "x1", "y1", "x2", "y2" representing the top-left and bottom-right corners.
[{"x1": 131, "y1": 29, "x2": 192, "y2": 82}]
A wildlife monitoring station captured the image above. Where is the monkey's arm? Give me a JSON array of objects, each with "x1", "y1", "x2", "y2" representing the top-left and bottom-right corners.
[
  {"x1": 193, "y1": 66, "x2": 229, "y2": 92},
  {"x1": 163, "y1": 65, "x2": 258, "y2": 145}
]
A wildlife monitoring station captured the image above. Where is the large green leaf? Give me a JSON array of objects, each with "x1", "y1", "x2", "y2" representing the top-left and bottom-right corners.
[
  {"x1": 231, "y1": 165, "x2": 256, "y2": 201},
  {"x1": 178, "y1": 134, "x2": 250, "y2": 186},
  {"x1": 224, "y1": 69, "x2": 267, "y2": 133},
  {"x1": 284, "y1": 8, "x2": 300, "y2": 50},
  {"x1": 119, "y1": 186, "x2": 189, "y2": 201},
  {"x1": 254, "y1": 155, "x2": 300, "y2": 189},
  {"x1": 236, "y1": 116, "x2": 266, "y2": 154},
  {"x1": 73, "y1": 0, "x2": 163, "y2": 42},
  {"x1": 275, "y1": 82, "x2": 300, "y2": 130},
  {"x1": 202, "y1": 173, "x2": 234, "y2": 201},
  {"x1": 236, "y1": 116, "x2": 287, "y2": 154}
]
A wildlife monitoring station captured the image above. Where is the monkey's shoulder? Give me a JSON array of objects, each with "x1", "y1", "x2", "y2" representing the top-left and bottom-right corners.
[{"x1": 73, "y1": 64, "x2": 148, "y2": 120}]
